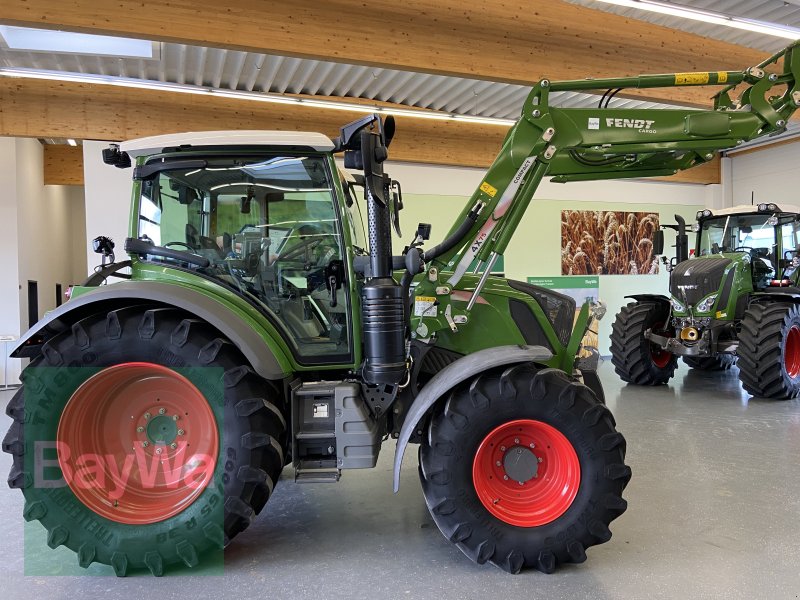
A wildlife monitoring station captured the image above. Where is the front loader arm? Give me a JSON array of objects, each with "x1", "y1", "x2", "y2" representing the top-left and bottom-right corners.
[
  {"x1": 433, "y1": 40, "x2": 800, "y2": 284},
  {"x1": 408, "y1": 41, "x2": 800, "y2": 374}
]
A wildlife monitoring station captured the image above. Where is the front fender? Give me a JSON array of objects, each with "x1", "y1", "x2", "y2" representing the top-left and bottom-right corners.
[
  {"x1": 12, "y1": 281, "x2": 292, "y2": 380},
  {"x1": 392, "y1": 344, "x2": 552, "y2": 492},
  {"x1": 624, "y1": 294, "x2": 669, "y2": 306}
]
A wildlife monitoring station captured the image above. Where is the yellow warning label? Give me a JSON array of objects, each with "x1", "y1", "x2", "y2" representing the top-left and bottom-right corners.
[
  {"x1": 480, "y1": 181, "x2": 498, "y2": 198},
  {"x1": 675, "y1": 72, "x2": 710, "y2": 85},
  {"x1": 414, "y1": 296, "x2": 437, "y2": 317},
  {"x1": 717, "y1": 71, "x2": 728, "y2": 84}
]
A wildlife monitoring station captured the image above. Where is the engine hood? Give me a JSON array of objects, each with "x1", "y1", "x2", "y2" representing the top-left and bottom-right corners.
[{"x1": 669, "y1": 255, "x2": 734, "y2": 308}]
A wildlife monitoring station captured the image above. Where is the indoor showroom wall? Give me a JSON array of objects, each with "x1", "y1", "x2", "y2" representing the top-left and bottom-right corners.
[
  {"x1": 727, "y1": 141, "x2": 800, "y2": 207},
  {"x1": 83, "y1": 146, "x2": 717, "y2": 356},
  {"x1": 0, "y1": 137, "x2": 87, "y2": 385}
]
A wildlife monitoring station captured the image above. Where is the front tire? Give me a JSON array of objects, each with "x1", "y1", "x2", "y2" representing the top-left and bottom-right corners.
[
  {"x1": 2, "y1": 306, "x2": 286, "y2": 575},
  {"x1": 419, "y1": 365, "x2": 630, "y2": 574},
  {"x1": 737, "y1": 303, "x2": 800, "y2": 398},
  {"x1": 610, "y1": 301, "x2": 677, "y2": 385}
]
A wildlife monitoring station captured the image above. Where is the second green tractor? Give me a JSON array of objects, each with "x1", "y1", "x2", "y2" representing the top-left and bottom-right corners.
[{"x1": 612, "y1": 202, "x2": 800, "y2": 399}]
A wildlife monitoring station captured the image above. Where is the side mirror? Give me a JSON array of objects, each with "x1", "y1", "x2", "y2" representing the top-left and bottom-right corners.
[
  {"x1": 177, "y1": 187, "x2": 199, "y2": 205},
  {"x1": 652, "y1": 229, "x2": 665, "y2": 255}
]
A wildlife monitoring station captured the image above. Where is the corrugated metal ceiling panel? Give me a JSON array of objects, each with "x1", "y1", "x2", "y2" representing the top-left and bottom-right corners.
[{"x1": 564, "y1": 0, "x2": 800, "y2": 53}]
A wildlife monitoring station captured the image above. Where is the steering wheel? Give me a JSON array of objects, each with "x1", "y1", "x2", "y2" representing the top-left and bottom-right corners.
[
  {"x1": 733, "y1": 246, "x2": 755, "y2": 253},
  {"x1": 164, "y1": 241, "x2": 196, "y2": 251}
]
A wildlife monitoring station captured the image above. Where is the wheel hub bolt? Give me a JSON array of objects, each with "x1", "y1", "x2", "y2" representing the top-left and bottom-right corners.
[
  {"x1": 518, "y1": 481, "x2": 524, "y2": 486},
  {"x1": 529, "y1": 443, "x2": 535, "y2": 449},
  {"x1": 177, "y1": 429, "x2": 185, "y2": 435},
  {"x1": 172, "y1": 415, "x2": 179, "y2": 421},
  {"x1": 503, "y1": 475, "x2": 509, "y2": 480},
  {"x1": 142, "y1": 441, "x2": 149, "y2": 447},
  {"x1": 143, "y1": 412, "x2": 151, "y2": 420},
  {"x1": 496, "y1": 460, "x2": 501, "y2": 467},
  {"x1": 158, "y1": 408, "x2": 166, "y2": 415},
  {"x1": 170, "y1": 442, "x2": 177, "y2": 449},
  {"x1": 500, "y1": 445, "x2": 506, "y2": 452},
  {"x1": 538, "y1": 457, "x2": 543, "y2": 463},
  {"x1": 136, "y1": 426, "x2": 144, "y2": 433},
  {"x1": 155, "y1": 447, "x2": 163, "y2": 455},
  {"x1": 514, "y1": 438, "x2": 519, "y2": 444}
]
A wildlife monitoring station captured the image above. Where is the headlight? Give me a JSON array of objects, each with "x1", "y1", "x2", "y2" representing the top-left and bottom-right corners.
[
  {"x1": 695, "y1": 293, "x2": 718, "y2": 313},
  {"x1": 768, "y1": 216, "x2": 779, "y2": 226},
  {"x1": 670, "y1": 297, "x2": 686, "y2": 312},
  {"x1": 792, "y1": 255, "x2": 800, "y2": 267},
  {"x1": 692, "y1": 223, "x2": 701, "y2": 232}
]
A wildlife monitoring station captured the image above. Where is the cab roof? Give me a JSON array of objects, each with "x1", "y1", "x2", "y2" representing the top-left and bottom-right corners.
[
  {"x1": 120, "y1": 131, "x2": 335, "y2": 158},
  {"x1": 702, "y1": 203, "x2": 800, "y2": 218}
]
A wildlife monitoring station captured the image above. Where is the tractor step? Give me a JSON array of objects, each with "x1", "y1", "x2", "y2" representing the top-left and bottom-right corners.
[{"x1": 294, "y1": 465, "x2": 341, "y2": 483}]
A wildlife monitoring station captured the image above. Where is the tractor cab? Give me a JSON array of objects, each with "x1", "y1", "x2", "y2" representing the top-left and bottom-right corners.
[
  {"x1": 695, "y1": 203, "x2": 800, "y2": 290},
  {"x1": 121, "y1": 131, "x2": 362, "y2": 365}
]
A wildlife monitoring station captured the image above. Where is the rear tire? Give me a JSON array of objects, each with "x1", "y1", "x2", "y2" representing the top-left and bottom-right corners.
[
  {"x1": 682, "y1": 355, "x2": 736, "y2": 371},
  {"x1": 610, "y1": 301, "x2": 677, "y2": 385},
  {"x1": 2, "y1": 306, "x2": 286, "y2": 575},
  {"x1": 737, "y1": 303, "x2": 800, "y2": 398},
  {"x1": 419, "y1": 364, "x2": 630, "y2": 574}
]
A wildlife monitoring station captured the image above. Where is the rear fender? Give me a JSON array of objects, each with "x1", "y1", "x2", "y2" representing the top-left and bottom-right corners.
[
  {"x1": 392, "y1": 344, "x2": 552, "y2": 492},
  {"x1": 12, "y1": 281, "x2": 291, "y2": 380}
]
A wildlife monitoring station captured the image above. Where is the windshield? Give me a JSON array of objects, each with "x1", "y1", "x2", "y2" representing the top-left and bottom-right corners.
[
  {"x1": 698, "y1": 214, "x2": 777, "y2": 258},
  {"x1": 136, "y1": 154, "x2": 351, "y2": 363}
]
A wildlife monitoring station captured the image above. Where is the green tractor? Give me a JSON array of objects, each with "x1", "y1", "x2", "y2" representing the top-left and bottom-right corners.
[
  {"x1": 611, "y1": 203, "x2": 800, "y2": 398},
  {"x1": 5, "y1": 39, "x2": 800, "y2": 576}
]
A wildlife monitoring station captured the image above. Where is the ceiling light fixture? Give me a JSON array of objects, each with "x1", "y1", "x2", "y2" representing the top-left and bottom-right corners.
[
  {"x1": 592, "y1": 0, "x2": 800, "y2": 40},
  {"x1": 0, "y1": 68, "x2": 517, "y2": 127}
]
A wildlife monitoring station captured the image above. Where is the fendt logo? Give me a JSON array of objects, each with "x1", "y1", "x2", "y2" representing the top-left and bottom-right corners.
[{"x1": 606, "y1": 118, "x2": 657, "y2": 133}]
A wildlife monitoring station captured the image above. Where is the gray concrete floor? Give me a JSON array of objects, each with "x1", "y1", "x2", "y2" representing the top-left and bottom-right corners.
[{"x1": 2, "y1": 361, "x2": 800, "y2": 599}]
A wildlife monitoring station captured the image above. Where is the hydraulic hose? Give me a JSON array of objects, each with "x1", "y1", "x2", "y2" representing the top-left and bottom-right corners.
[{"x1": 423, "y1": 209, "x2": 480, "y2": 262}]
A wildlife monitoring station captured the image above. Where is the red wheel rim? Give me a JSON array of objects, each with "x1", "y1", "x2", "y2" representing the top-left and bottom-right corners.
[
  {"x1": 472, "y1": 419, "x2": 580, "y2": 527},
  {"x1": 57, "y1": 362, "x2": 219, "y2": 525},
  {"x1": 785, "y1": 326, "x2": 800, "y2": 378},
  {"x1": 649, "y1": 321, "x2": 673, "y2": 369}
]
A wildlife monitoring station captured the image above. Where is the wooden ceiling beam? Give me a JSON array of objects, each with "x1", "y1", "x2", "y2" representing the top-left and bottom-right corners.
[
  {"x1": 43, "y1": 144, "x2": 84, "y2": 185},
  {"x1": 0, "y1": 78, "x2": 719, "y2": 184},
  {"x1": 0, "y1": 0, "x2": 768, "y2": 107}
]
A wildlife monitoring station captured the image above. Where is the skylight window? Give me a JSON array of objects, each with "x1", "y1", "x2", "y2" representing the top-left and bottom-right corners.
[{"x1": 0, "y1": 26, "x2": 157, "y2": 59}]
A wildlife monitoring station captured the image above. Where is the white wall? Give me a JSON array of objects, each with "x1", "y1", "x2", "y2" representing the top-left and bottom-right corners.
[
  {"x1": 15, "y1": 139, "x2": 87, "y2": 322},
  {"x1": 728, "y1": 142, "x2": 800, "y2": 207},
  {"x1": 0, "y1": 138, "x2": 87, "y2": 385},
  {"x1": 0, "y1": 139, "x2": 21, "y2": 385},
  {"x1": 83, "y1": 141, "x2": 134, "y2": 274}
]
